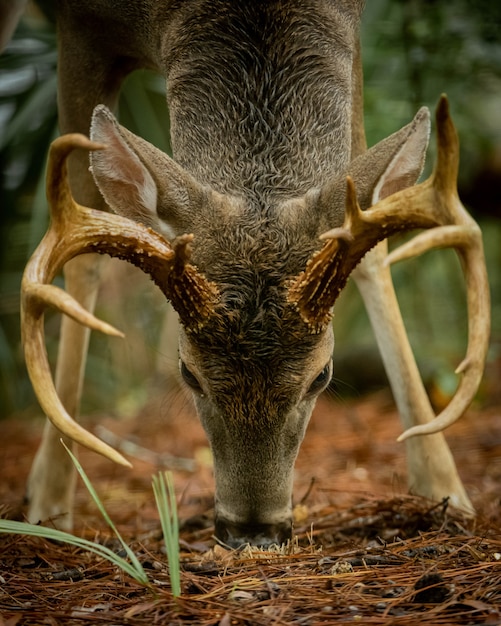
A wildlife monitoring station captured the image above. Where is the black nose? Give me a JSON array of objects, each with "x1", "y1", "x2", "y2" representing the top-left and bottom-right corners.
[{"x1": 215, "y1": 516, "x2": 292, "y2": 549}]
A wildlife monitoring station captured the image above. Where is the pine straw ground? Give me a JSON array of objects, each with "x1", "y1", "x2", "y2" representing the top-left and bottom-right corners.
[{"x1": 1, "y1": 385, "x2": 501, "y2": 625}]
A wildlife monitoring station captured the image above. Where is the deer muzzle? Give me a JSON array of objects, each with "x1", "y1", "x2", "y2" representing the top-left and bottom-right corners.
[
  {"x1": 215, "y1": 515, "x2": 293, "y2": 549},
  {"x1": 209, "y1": 440, "x2": 298, "y2": 548}
]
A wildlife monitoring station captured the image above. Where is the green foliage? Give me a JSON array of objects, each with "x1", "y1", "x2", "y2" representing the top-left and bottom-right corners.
[{"x1": 0, "y1": 15, "x2": 57, "y2": 415}]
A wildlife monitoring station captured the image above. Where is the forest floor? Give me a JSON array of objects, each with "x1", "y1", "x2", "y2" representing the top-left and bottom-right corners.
[{"x1": 1, "y1": 381, "x2": 501, "y2": 625}]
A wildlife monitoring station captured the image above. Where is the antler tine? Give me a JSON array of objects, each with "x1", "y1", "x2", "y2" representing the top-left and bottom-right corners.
[
  {"x1": 288, "y1": 170, "x2": 439, "y2": 331},
  {"x1": 23, "y1": 134, "x2": 127, "y2": 336},
  {"x1": 287, "y1": 178, "x2": 357, "y2": 331},
  {"x1": 388, "y1": 96, "x2": 490, "y2": 441},
  {"x1": 22, "y1": 133, "x2": 218, "y2": 465},
  {"x1": 22, "y1": 134, "x2": 132, "y2": 466},
  {"x1": 21, "y1": 298, "x2": 133, "y2": 467},
  {"x1": 290, "y1": 95, "x2": 489, "y2": 440}
]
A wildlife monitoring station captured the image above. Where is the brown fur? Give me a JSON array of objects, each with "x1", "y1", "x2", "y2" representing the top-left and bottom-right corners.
[{"x1": 22, "y1": 0, "x2": 475, "y2": 546}]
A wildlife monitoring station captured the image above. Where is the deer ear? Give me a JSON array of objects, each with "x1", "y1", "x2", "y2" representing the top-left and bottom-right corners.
[
  {"x1": 370, "y1": 106, "x2": 430, "y2": 204},
  {"x1": 90, "y1": 105, "x2": 159, "y2": 228},
  {"x1": 348, "y1": 106, "x2": 431, "y2": 209},
  {"x1": 316, "y1": 107, "x2": 431, "y2": 229},
  {"x1": 90, "y1": 105, "x2": 203, "y2": 238}
]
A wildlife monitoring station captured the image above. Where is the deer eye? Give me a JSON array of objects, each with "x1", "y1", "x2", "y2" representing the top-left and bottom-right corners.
[
  {"x1": 307, "y1": 361, "x2": 332, "y2": 395},
  {"x1": 180, "y1": 361, "x2": 203, "y2": 393}
]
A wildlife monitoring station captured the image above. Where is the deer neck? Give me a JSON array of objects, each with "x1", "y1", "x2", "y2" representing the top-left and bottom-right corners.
[{"x1": 164, "y1": 2, "x2": 359, "y2": 208}]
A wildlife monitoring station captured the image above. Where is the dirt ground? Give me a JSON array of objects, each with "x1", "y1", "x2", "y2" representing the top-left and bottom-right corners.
[{"x1": 1, "y1": 383, "x2": 501, "y2": 625}]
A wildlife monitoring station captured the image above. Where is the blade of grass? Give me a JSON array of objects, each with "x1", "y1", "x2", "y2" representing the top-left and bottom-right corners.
[
  {"x1": 0, "y1": 519, "x2": 148, "y2": 584},
  {"x1": 152, "y1": 471, "x2": 181, "y2": 596},
  {"x1": 61, "y1": 441, "x2": 147, "y2": 583}
]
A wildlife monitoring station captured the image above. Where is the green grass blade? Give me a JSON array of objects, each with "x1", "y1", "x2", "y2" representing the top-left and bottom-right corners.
[
  {"x1": 152, "y1": 471, "x2": 181, "y2": 596},
  {"x1": 62, "y1": 441, "x2": 147, "y2": 582},
  {"x1": 0, "y1": 519, "x2": 148, "y2": 584}
]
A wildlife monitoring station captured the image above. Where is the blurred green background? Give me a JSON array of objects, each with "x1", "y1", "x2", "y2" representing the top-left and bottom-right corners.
[{"x1": 0, "y1": 0, "x2": 500, "y2": 420}]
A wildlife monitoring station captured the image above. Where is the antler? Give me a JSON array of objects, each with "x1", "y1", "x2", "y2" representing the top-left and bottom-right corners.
[
  {"x1": 21, "y1": 133, "x2": 218, "y2": 465},
  {"x1": 289, "y1": 95, "x2": 490, "y2": 437}
]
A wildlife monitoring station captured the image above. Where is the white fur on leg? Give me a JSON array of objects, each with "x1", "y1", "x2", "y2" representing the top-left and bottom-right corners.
[
  {"x1": 26, "y1": 421, "x2": 77, "y2": 530},
  {"x1": 354, "y1": 241, "x2": 473, "y2": 513}
]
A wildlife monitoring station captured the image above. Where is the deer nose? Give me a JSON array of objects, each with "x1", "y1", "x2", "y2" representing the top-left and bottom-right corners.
[{"x1": 215, "y1": 516, "x2": 292, "y2": 549}]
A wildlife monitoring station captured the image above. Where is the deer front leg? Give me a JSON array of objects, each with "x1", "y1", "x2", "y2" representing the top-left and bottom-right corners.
[{"x1": 353, "y1": 240, "x2": 473, "y2": 513}]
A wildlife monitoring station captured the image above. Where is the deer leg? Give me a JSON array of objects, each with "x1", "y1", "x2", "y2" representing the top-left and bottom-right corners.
[
  {"x1": 26, "y1": 27, "x2": 128, "y2": 529},
  {"x1": 353, "y1": 240, "x2": 473, "y2": 513}
]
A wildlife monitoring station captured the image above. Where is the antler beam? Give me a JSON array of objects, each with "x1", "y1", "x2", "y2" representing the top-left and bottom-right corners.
[{"x1": 21, "y1": 134, "x2": 218, "y2": 465}]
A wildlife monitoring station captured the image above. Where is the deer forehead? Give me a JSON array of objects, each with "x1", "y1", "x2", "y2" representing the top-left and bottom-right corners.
[
  {"x1": 188, "y1": 193, "x2": 326, "y2": 271},
  {"x1": 179, "y1": 299, "x2": 333, "y2": 396}
]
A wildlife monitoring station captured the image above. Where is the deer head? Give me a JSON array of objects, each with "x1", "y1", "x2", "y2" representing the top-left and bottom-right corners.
[{"x1": 22, "y1": 94, "x2": 489, "y2": 547}]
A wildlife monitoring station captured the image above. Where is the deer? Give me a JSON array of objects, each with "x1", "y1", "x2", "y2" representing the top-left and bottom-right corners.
[{"x1": 17, "y1": 0, "x2": 489, "y2": 548}]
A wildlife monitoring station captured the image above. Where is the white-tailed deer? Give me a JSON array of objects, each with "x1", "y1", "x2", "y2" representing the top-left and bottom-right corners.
[{"x1": 19, "y1": 1, "x2": 489, "y2": 547}]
